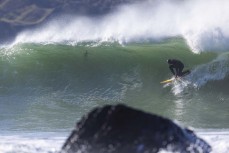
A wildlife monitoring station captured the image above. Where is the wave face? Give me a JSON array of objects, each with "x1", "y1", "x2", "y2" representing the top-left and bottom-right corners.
[{"x1": 1, "y1": 38, "x2": 229, "y2": 132}]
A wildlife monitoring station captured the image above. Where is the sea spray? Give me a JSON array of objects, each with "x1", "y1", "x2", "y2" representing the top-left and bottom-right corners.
[
  {"x1": 189, "y1": 53, "x2": 229, "y2": 87},
  {"x1": 12, "y1": 0, "x2": 229, "y2": 53}
]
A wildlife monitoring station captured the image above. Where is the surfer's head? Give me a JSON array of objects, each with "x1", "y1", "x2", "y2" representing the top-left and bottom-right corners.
[{"x1": 167, "y1": 59, "x2": 172, "y2": 64}]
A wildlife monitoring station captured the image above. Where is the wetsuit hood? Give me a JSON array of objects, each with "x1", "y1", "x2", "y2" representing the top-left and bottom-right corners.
[{"x1": 167, "y1": 59, "x2": 172, "y2": 64}]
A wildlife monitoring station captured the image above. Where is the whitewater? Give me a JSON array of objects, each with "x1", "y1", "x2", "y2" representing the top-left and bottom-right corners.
[{"x1": 0, "y1": 0, "x2": 229, "y2": 152}]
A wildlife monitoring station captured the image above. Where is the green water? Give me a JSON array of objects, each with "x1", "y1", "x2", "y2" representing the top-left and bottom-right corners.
[{"x1": 1, "y1": 38, "x2": 229, "y2": 132}]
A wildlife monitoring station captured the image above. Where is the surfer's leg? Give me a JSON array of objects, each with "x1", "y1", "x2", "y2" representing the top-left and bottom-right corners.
[
  {"x1": 177, "y1": 69, "x2": 181, "y2": 76},
  {"x1": 169, "y1": 65, "x2": 175, "y2": 75},
  {"x1": 181, "y1": 70, "x2": 191, "y2": 76},
  {"x1": 177, "y1": 65, "x2": 184, "y2": 77}
]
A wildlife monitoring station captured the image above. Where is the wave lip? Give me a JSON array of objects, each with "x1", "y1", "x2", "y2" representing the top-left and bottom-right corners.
[{"x1": 8, "y1": 0, "x2": 229, "y2": 54}]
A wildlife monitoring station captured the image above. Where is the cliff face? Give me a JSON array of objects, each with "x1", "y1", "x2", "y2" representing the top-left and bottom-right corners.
[{"x1": 0, "y1": 0, "x2": 142, "y2": 42}]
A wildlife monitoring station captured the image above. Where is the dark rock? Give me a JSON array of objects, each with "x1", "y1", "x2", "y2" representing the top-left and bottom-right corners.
[{"x1": 61, "y1": 104, "x2": 211, "y2": 153}]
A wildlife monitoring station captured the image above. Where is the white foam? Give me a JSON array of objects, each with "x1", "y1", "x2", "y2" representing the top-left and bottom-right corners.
[
  {"x1": 198, "y1": 130, "x2": 229, "y2": 153},
  {"x1": 171, "y1": 78, "x2": 190, "y2": 95},
  {"x1": 159, "y1": 130, "x2": 229, "y2": 153},
  {"x1": 0, "y1": 131, "x2": 228, "y2": 153},
  {"x1": 188, "y1": 54, "x2": 229, "y2": 88},
  {"x1": 11, "y1": 0, "x2": 229, "y2": 53},
  {"x1": 0, "y1": 133, "x2": 66, "y2": 153}
]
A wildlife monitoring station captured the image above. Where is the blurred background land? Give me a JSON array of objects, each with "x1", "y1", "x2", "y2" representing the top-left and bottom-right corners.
[{"x1": 0, "y1": 0, "x2": 141, "y2": 42}]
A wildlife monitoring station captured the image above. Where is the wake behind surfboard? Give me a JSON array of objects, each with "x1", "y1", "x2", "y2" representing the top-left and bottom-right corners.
[{"x1": 160, "y1": 70, "x2": 190, "y2": 84}]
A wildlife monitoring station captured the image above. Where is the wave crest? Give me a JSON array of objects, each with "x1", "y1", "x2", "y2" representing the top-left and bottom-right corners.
[{"x1": 12, "y1": 0, "x2": 229, "y2": 53}]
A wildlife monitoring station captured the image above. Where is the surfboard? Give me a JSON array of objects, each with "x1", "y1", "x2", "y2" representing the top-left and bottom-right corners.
[
  {"x1": 160, "y1": 78, "x2": 175, "y2": 84},
  {"x1": 160, "y1": 70, "x2": 191, "y2": 84}
]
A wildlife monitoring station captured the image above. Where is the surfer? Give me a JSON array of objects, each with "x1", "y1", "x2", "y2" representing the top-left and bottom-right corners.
[{"x1": 167, "y1": 59, "x2": 188, "y2": 77}]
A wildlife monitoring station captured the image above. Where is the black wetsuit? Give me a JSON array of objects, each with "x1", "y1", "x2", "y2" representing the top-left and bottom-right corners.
[{"x1": 168, "y1": 59, "x2": 184, "y2": 77}]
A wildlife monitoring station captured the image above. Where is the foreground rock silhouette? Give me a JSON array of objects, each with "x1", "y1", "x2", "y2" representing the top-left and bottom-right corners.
[{"x1": 61, "y1": 104, "x2": 211, "y2": 153}]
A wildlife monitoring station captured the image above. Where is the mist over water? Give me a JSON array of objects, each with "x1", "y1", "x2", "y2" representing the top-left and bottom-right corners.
[{"x1": 12, "y1": 0, "x2": 229, "y2": 53}]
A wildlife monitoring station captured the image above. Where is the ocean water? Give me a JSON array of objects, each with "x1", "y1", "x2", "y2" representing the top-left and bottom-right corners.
[{"x1": 1, "y1": 0, "x2": 229, "y2": 152}]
